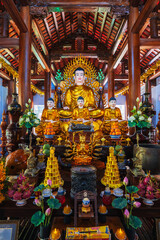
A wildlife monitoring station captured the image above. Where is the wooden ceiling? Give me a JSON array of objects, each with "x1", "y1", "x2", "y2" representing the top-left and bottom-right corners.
[{"x1": 0, "y1": 0, "x2": 160, "y2": 91}]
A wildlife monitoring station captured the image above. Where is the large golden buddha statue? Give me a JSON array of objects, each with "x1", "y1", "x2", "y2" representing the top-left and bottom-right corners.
[
  {"x1": 103, "y1": 97, "x2": 128, "y2": 135},
  {"x1": 35, "y1": 98, "x2": 60, "y2": 136},
  {"x1": 59, "y1": 67, "x2": 103, "y2": 119}
]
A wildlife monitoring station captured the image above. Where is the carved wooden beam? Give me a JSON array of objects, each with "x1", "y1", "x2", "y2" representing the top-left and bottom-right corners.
[
  {"x1": 32, "y1": 36, "x2": 50, "y2": 72},
  {"x1": 0, "y1": 70, "x2": 10, "y2": 80},
  {"x1": 92, "y1": 12, "x2": 98, "y2": 37},
  {"x1": 99, "y1": 12, "x2": 107, "y2": 40},
  {"x1": 140, "y1": 38, "x2": 160, "y2": 49},
  {"x1": 148, "y1": 52, "x2": 160, "y2": 65},
  {"x1": 32, "y1": 19, "x2": 48, "y2": 55},
  {"x1": 1, "y1": 0, "x2": 28, "y2": 33},
  {"x1": 106, "y1": 16, "x2": 115, "y2": 43},
  {"x1": 61, "y1": 12, "x2": 66, "y2": 37},
  {"x1": 132, "y1": 0, "x2": 158, "y2": 34},
  {"x1": 45, "y1": 0, "x2": 129, "y2": 7},
  {"x1": 111, "y1": 19, "x2": 127, "y2": 55},
  {"x1": 0, "y1": 38, "x2": 19, "y2": 48},
  {"x1": 52, "y1": 12, "x2": 60, "y2": 41}
]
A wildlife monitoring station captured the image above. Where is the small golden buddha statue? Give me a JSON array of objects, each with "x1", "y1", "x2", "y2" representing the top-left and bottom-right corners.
[
  {"x1": 35, "y1": 98, "x2": 60, "y2": 136},
  {"x1": 103, "y1": 97, "x2": 128, "y2": 135}
]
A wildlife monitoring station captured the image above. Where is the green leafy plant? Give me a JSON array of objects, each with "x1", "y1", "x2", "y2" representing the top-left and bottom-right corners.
[
  {"x1": 128, "y1": 97, "x2": 151, "y2": 128},
  {"x1": 19, "y1": 99, "x2": 40, "y2": 129},
  {"x1": 31, "y1": 180, "x2": 61, "y2": 227},
  {"x1": 96, "y1": 69, "x2": 105, "y2": 83},
  {"x1": 112, "y1": 177, "x2": 142, "y2": 230},
  {"x1": 55, "y1": 69, "x2": 63, "y2": 83}
]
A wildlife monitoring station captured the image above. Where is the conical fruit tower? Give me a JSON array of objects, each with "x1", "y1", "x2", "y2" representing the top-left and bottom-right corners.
[
  {"x1": 44, "y1": 147, "x2": 64, "y2": 188},
  {"x1": 101, "y1": 146, "x2": 122, "y2": 188}
]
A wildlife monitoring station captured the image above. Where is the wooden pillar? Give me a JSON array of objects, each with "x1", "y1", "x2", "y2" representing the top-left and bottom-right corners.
[
  {"x1": 148, "y1": 79, "x2": 152, "y2": 103},
  {"x1": 44, "y1": 56, "x2": 51, "y2": 108},
  {"x1": 18, "y1": 6, "x2": 31, "y2": 111},
  {"x1": 0, "y1": 12, "x2": 9, "y2": 37},
  {"x1": 108, "y1": 55, "x2": 115, "y2": 102},
  {"x1": 128, "y1": 5, "x2": 140, "y2": 114}
]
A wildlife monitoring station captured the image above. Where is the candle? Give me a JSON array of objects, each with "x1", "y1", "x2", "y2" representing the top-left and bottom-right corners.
[
  {"x1": 50, "y1": 228, "x2": 61, "y2": 240},
  {"x1": 115, "y1": 228, "x2": 126, "y2": 240}
]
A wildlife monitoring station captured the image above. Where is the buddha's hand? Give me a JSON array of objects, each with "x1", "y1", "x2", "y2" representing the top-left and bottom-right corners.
[{"x1": 63, "y1": 106, "x2": 70, "y2": 110}]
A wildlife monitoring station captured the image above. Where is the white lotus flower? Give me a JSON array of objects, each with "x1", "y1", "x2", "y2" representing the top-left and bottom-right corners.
[
  {"x1": 28, "y1": 99, "x2": 31, "y2": 103},
  {"x1": 19, "y1": 118, "x2": 24, "y2": 124},
  {"x1": 129, "y1": 116, "x2": 135, "y2": 122},
  {"x1": 34, "y1": 119, "x2": 39, "y2": 124},
  {"x1": 139, "y1": 116, "x2": 144, "y2": 121},
  {"x1": 27, "y1": 112, "x2": 31, "y2": 116},
  {"x1": 139, "y1": 102, "x2": 142, "y2": 107},
  {"x1": 137, "y1": 111, "x2": 142, "y2": 115},
  {"x1": 136, "y1": 97, "x2": 140, "y2": 102},
  {"x1": 26, "y1": 118, "x2": 30, "y2": 122},
  {"x1": 25, "y1": 103, "x2": 29, "y2": 108},
  {"x1": 133, "y1": 106, "x2": 136, "y2": 110},
  {"x1": 148, "y1": 117, "x2": 152, "y2": 123}
]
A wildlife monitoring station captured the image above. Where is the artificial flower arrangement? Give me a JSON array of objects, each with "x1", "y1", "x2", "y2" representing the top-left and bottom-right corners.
[
  {"x1": 19, "y1": 98, "x2": 40, "y2": 129},
  {"x1": 31, "y1": 180, "x2": 61, "y2": 228},
  {"x1": 128, "y1": 97, "x2": 152, "y2": 128},
  {"x1": 112, "y1": 177, "x2": 142, "y2": 230},
  {"x1": 7, "y1": 172, "x2": 34, "y2": 200},
  {"x1": 137, "y1": 172, "x2": 160, "y2": 200},
  {"x1": 0, "y1": 160, "x2": 7, "y2": 204}
]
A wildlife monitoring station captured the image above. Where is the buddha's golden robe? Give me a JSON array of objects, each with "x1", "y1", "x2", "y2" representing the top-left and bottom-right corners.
[
  {"x1": 104, "y1": 107, "x2": 122, "y2": 120},
  {"x1": 103, "y1": 107, "x2": 128, "y2": 135},
  {"x1": 59, "y1": 84, "x2": 103, "y2": 119},
  {"x1": 35, "y1": 108, "x2": 60, "y2": 136},
  {"x1": 72, "y1": 107, "x2": 90, "y2": 121},
  {"x1": 65, "y1": 85, "x2": 95, "y2": 110}
]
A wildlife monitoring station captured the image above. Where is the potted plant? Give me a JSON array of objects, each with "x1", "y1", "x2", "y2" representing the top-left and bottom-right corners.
[
  {"x1": 7, "y1": 172, "x2": 34, "y2": 206},
  {"x1": 31, "y1": 180, "x2": 61, "y2": 239},
  {"x1": 112, "y1": 177, "x2": 142, "y2": 240}
]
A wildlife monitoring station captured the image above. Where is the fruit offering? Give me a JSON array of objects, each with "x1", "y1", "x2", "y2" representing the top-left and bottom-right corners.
[
  {"x1": 110, "y1": 122, "x2": 121, "y2": 136},
  {"x1": 44, "y1": 122, "x2": 55, "y2": 135},
  {"x1": 138, "y1": 172, "x2": 160, "y2": 200}
]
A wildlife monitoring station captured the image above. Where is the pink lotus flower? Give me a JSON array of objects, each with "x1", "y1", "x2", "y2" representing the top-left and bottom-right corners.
[
  {"x1": 23, "y1": 190, "x2": 31, "y2": 199},
  {"x1": 123, "y1": 177, "x2": 128, "y2": 186},
  {"x1": 35, "y1": 198, "x2": 41, "y2": 207},
  {"x1": 133, "y1": 201, "x2": 141, "y2": 208},
  {"x1": 13, "y1": 183, "x2": 18, "y2": 190},
  {"x1": 124, "y1": 209, "x2": 130, "y2": 218},
  {"x1": 45, "y1": 208, "x2": 51, "y2": 216},
  {"x1": 47, "y1": 179, "x2": 52, "y2": 187},
  {"x1": 13, "y1": 191, "x2": 22, "y2": 200},
  {"x1": 8, "y1": 189, "x2": 15, "y2": 198}
]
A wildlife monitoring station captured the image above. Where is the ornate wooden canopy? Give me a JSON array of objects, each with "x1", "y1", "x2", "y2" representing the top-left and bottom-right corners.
[{"x1": 0, "y1": 0, "x2": 160, "y2": 95}]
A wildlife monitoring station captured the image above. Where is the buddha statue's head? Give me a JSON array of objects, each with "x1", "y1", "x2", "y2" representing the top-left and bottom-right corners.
[
  {"x1": 74, "y1": 67, "x2": 85, "y2": 86},
  {"x1": 109, "y1": 97, "x2": 116, "y2": 109},
  {"x1": 47, "y1": 98, "x2": 54, "y2": 109},
  {"x1": 77, "y1": 96, "x2": 84, "y2": 109}
]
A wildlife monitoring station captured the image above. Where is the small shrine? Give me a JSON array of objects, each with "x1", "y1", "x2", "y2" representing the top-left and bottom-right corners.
[{"x1": 0, "y1": 1, "x2": 160, "y2": 240}]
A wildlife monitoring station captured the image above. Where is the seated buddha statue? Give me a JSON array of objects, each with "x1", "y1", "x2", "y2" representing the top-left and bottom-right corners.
[
  {"x1": 59, "y1": 67, "x2": 103, "y2": 119},
  {"x1": 35, "y1": 98, "x2": 60, "y2": 136},
  {"x1": 103, "y1": 97, "x2": 128, "y2": 135}
]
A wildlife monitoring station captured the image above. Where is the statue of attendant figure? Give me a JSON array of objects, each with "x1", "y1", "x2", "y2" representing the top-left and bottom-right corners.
[
  {"x1": 103, "y1": 97, "x2": 128, "y2": 135},
  {"x1": 35, "y1": 98, "x2": 60, "y2": 136}
]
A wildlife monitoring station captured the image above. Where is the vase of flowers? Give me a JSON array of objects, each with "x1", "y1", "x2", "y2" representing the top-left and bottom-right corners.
[
  {"x1": 112, "y1": 177, "x2": 142, "y2": 240},
  {"x1": 7, "y1": 172, "x2": 34, "y2": 206},
  {"x1": 31, "y1": 180, "x2": 61, "y2": 239},
  {"x1": 19, "y1": 98, "x2": 40, "y2": 146},
  {"x1": 137, "y1": 172, "x2": 160, "y2": 206},
  {"x1": 128, "y1": 97, "x2": 152, "y2": 141}
]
